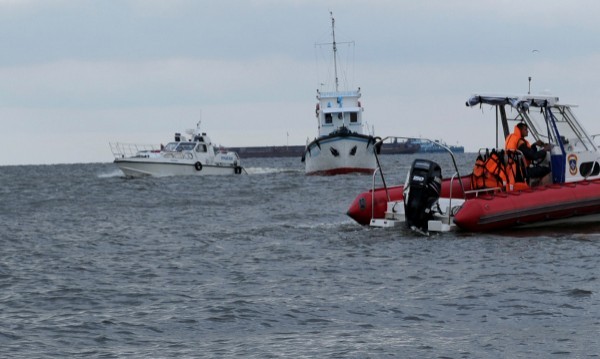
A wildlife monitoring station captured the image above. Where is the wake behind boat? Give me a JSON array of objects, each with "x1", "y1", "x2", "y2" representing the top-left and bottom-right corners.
[
  {"x1": 302, "y1": 13, "x2": 379, "y2": 175},
  {"x1": 110, "y1": 122, "x2": 243, "y2": 177},
  {"x1": 347, "y1": 93, "x2": 600, "y2": 232}
]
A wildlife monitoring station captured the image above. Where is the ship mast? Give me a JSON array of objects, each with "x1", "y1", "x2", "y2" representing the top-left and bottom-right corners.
[{"x1": 330, "y1": 11, "x2": 339, "y2": 92}]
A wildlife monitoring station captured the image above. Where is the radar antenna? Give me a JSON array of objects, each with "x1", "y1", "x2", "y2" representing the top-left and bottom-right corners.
[{"x1": 330, "y1": 11, "x2": 339, "y2": 92}]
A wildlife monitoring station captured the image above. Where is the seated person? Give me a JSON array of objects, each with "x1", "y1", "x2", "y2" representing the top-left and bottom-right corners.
[{"x1": 505, "y1": 123, "x2": 552, "y2": 185}]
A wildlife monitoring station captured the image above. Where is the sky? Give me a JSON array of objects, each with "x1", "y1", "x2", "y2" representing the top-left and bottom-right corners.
[{"x1": 2, "y1": 0, "x2": 600, "y2": 165}]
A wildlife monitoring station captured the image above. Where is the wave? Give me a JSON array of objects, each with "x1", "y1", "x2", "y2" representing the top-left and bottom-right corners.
[
  {"x1": 243, "y1": 167, "x2": 303, "y2": 175},
  {"x1": 96, "y1": 167, "x2": 302, "y2": 177}
]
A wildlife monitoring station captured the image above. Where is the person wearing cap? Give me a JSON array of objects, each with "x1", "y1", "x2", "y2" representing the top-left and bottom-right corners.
[{"x1": 505, "y1": 123, "x2": 552, "y2": 185}]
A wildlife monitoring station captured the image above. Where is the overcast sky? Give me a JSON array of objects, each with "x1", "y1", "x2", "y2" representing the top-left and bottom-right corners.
[{"x1": 2, "y1": 0, "x2": 600, "y2": 165}]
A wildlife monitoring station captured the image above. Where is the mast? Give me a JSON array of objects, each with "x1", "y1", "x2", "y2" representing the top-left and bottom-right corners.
[{"x1": 330, "y1": 11, "x2": 339, "y2": 92}]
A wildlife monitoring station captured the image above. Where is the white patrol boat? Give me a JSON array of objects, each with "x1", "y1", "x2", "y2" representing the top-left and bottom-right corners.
[
  {"x1": 302, "y1": 13, "x2": 379, "y2": 175},
  {"x1": 110, "y1": 122, "x2": 243, "y2": 177}
]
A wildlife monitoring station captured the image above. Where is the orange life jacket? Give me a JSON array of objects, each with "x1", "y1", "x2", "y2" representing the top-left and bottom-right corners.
[
  {"x1": 504, "y1": 150, "x2": 529, "y2": 191},
  {"x1": 470, "y1": 149, "x2": 507, "y2": 190},
  {"x1": 471, "y1": 148, "x2": 529, "y2": 192},
  {"x1": 505, "y1": 125, "x2": 532, "y2": 166},
  {"x1": 504, "y1": 125, "x2": 531, "y2": 190}
]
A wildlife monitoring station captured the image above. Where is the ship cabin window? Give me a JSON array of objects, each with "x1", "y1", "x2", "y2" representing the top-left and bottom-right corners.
[
  {"x1": 350, "y1": 112, "x2": 358, "y2": 123},
  {"x1": 580, "y1": 161, "x2": 600, "y2": 177},
  {"x1": 325, "y1": 113, "x2": 333, "y2": 124},
  {"x1": 195, "y1": 144, "x2": 207, "y2": 153},
  {"x1": 176, "y1": 142, "x2": 196, "y2": 152},
  {"x1": 164, "y1": 142, "x2": 178, "y2": 152}
]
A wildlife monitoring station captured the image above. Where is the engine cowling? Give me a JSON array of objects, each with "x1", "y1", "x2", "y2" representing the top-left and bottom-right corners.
[{"x1": 404, "y1": 159, "x2": 443, "y2": 231}]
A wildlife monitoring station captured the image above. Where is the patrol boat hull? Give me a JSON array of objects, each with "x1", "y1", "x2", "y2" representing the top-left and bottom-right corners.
[{"x1": 114, "y1": 158, "x2": 241, "y2": 177}]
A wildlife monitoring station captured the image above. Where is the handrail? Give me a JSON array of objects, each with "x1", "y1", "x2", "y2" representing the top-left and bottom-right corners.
[
  {"x1": 319, "y1": 90, "x2": 360, "y2": 98},
  {"x1": 464, "y1": 187, "x2": 502, "y2": 197},
  {"x1": 371, "y1": 167, "x2": 381, "y2": 222},
  {"x1": 447, "y1": 172, "x2": 456, "y2": 225},
  {"x1": 110, "y1": 142, "x2": 160, "y2": 159},
  {"x1": 373, "y1": 136, "x2": 466, "y2": 199}
]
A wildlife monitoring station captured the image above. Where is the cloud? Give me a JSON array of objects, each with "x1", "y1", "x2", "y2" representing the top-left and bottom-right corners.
[
  {"x1": 2, "y1": 0, "x2": 600, "y2": 165},
  {"x1": 0, "y1": 55, "x2": 313, "y2": 108}
]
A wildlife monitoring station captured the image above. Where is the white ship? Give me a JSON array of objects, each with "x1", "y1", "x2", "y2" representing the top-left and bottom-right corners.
[{"x1": 302, "y1": 13, "x2": 378, "y2": 175}]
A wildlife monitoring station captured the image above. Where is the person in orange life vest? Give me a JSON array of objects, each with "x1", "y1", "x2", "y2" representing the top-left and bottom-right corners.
[{"x1": 505, "y1": 123, "x2": 552, "y2": 185}]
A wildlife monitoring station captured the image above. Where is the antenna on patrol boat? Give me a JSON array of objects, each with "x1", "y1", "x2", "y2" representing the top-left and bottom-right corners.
[{"x1": 197, "y1": 109, "x2": 202, "y2": 130}]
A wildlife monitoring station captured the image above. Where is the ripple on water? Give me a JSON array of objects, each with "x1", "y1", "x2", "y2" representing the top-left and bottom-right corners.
[{"x1": 1, "y1": 159, "x2": 599, "y2": 357}]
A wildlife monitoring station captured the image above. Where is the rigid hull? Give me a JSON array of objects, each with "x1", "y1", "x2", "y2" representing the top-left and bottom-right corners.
[
  {"x1": 114, "y1": 158, "x2": 241, "y2": 177},
  {"x1": 304, "y1": 134, "x2": 377, "y2": 175}
]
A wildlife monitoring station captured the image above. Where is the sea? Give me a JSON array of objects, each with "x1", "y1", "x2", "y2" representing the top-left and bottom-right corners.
[{"x1": 1, "y1": 153, "x2": 599, "y2": 358}]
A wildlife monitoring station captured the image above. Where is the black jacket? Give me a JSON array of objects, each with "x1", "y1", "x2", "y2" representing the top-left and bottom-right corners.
[{"x1": 518, "y1": 143, "x2": 547, "y2": 163}]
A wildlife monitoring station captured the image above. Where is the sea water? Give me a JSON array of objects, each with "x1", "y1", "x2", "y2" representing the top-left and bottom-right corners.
[{"x1": 1, "y1": 154, "x2": 599, "y2": 358}]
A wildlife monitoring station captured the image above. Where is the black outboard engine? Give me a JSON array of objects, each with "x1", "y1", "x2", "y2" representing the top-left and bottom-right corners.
[{"x1": 404, "y1": 159, "x2": 443, "y2": 231}]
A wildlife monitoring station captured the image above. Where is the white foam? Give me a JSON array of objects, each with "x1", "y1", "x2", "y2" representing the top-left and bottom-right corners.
[
  {"x1": 97, "y1": 169, "x2": 124, "y2": 178},
  {"x1": 243, "y1": 167, "x2": 303, "y2": 175}
]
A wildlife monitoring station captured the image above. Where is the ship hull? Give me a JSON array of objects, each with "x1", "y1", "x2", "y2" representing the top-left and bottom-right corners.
[
  {"x1": 114, "y1": 158, "x2": 241, "y2": 177},
  {"x1": 304, "y1": 133, "x2": 378, "y2": 175}
]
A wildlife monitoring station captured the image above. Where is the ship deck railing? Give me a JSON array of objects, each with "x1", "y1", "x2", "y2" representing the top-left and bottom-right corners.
[
  {"x1": 319, "y1": 90, "x2": 360, "y2": 98},
  {"x1": 110, "y1": 142, "x2": 160, "y2": 159}
]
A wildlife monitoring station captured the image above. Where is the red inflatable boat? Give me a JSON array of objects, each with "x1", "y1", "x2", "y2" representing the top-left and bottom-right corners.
[{"x1": 346, "y1": 94, "x2": 600, "y2": 232}]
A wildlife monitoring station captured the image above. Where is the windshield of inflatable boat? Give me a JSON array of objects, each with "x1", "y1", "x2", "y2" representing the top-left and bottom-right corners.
[
  {"x1": 467, "y1": 95, "x2": 597, "y2": 152},
  {"x1": 524, "y1": 105, "x2": 597, "y2": 152}
]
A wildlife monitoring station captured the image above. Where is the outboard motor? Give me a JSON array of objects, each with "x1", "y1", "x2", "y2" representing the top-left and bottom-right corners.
[{"x1": 404, "y1": 159, "x2": 443, "y2": 231}]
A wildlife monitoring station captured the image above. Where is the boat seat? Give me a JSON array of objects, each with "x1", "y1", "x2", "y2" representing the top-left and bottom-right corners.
[{"x1": 504, "y1": 150, "x2": 530, "y2": 189}]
